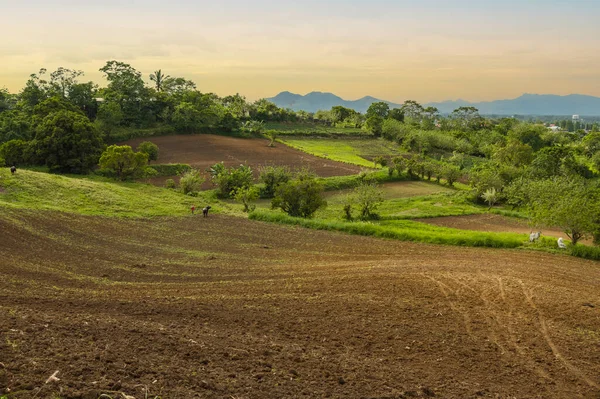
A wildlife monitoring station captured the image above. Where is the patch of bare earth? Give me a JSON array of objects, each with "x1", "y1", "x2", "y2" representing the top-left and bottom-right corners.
[
  {"x1": 122, "y1": 134, "x2": 362, "y2": 187},
  {"x1": 1, "y1": 210, "x2": 599, "y2": 398}
]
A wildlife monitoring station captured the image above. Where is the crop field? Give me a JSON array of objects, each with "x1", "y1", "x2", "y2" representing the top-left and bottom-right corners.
[
  {"x1": 265, "y1": 122, "x2": 367, "y2": 136},
  {"x1": 1, "y1": 209, "x2": 599, "y2": 399},
  {"x1": 279, "y1": 137, "x2": 403, "y2": 168},
  {"x1": 121, "y1": 134, "x2": 362, "y2": 186}
]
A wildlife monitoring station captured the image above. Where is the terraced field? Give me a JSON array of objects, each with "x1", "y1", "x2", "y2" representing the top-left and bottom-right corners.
[{"x1": 1, "y1": 210, "x2": 599, "y2": 398}]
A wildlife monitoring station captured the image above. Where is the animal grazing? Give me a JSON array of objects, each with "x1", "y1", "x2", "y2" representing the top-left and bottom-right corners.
[
  {"x1": 557, "y1": 237, "x2": 567, "y2": 249},
  {"x1": 202, "y1": 206, "x2": 211, "y2": 217},
  {"x1": 10, "y1": 165, "x2": 16, "y2": 175},
  {"x1": 529, "y1": 231, "x2": 541, "y2": 243}
]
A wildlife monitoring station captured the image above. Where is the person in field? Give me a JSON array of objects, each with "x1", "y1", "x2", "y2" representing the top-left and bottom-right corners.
[
  {"x1": 557, "y1": 237, "x2": 567, "y2": 249},
  {"x1": 191, "y1": 205, "x2": 196, "y2": 215},
  {"x1": 10, "y1": 165, "x2": 16, "y2": 175}
]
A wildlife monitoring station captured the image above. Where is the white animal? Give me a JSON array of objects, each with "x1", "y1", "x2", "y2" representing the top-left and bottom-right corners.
[
  {"x1": 557, "y1": 237, "x2": 567, "y2": 249},
  {"x1": 529, "y1": 231, "x2": 541, "y2": 243}
]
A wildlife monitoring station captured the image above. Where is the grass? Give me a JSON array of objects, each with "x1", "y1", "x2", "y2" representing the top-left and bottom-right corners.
[
  {"x1": 0, "y1": 168, "x2": 223, "y2": 218},
  {"x1": 279, "y1": 137, "x2": 403, "y2": 168},
  {"x1": 249, "y1": 209, "x2": 525, "y2": 249}
]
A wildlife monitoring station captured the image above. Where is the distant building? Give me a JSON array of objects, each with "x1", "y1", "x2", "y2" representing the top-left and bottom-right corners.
[{"x1": 572, "y1": 115, "x2": 580, "y2": 121}]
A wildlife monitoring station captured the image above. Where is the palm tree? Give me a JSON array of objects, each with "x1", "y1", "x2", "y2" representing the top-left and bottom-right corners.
[{"x1": 149, "y1": 69, "x2": 170, "y2": 92}]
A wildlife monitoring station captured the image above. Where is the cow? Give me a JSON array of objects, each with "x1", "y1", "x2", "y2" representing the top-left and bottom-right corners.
[
  {"x1": 202, "y1": 206, "x2": 211, "y2": 217},
  {"x1": 529, "y1": 231, "x2": 541, "y2": 243}
]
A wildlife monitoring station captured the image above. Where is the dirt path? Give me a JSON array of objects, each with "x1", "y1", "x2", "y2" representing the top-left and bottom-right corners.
[{"x1": 1, "y1": 210, "x2": 599, "y2": 398}]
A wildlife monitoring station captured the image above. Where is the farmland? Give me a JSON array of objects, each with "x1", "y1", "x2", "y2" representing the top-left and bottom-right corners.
[
  {"x1": 120, "y1": 134, "x2": 362, "y2": 187},
  {"x1": 1, "y1": 209, "x2": 599, "y2": 398}
]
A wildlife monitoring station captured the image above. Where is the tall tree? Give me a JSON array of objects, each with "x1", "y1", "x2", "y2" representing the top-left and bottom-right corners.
[{"x1": 149, "y1": 69, "x2": 170, "y2": 92}]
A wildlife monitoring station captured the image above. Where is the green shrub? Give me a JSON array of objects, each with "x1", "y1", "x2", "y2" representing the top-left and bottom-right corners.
[
  {"x1": 353, "y1": 182, "x2": 384, "y2": 220},
  {"x1": 570, "y1": 244, "x2": 600, "y2": 261},
  {"x1": 209, "y1": 162, "x2": 254, "y2": 198},
  {"x1": 179, "y1": 169, "x2": 205, "y2": 195},
  {"x1": 272, "y1": 173, "x2": 327, "y2": 218},
  {"x1": 137, "y1": 141, "x2": 159, "y2": 161},
  {"x1": 99, "y1": 145, "x2": 149, "y2": 181},
  {"x1": 233, "y1": 185, "x2": 259, "y2": 212},
  {"x1": 259, "y1": 165, "x2": 292, "y2": 198},
  {"x1": 0, "y1": 139, "x2": 29, "y2": 166},
  {"x1": 165, "y1": 178, "x2": 176, "y2": 189}
]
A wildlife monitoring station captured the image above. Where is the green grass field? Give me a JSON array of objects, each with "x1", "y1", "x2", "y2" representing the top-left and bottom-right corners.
[
  {"x1": 0, "y1": 168, "x2": 223, "y2": 217},
  {"x1": 280, "y1": 137, "x2": 403, "y2": 168}
]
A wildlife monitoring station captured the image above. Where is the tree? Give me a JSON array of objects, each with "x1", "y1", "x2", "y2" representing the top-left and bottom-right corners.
[
  {"x1": 49, "y1": 67, "x2": 84, "y2": 98},
  {"x1": 96, "y1": 101, "x2": 124, "y2": 139},
  {"x1": 524, "y1": 177, "x2": 597, "y2": 245},
  {"x1": 400, "y1": 100, "x2": 424, "y2": 120},
  {"x1": 210, "y1": 162, "x2": 254, "y2": 198},
  {"x1": 137, "y1": 141, "x2": 159, "y2": 161},
  {"x1": 233, "y1": 185, "x2": 259, "y2": 212},
  {"x1": 353, "y1": 182, "x2": 384, "y2": 220},
  {"x1": 388, "y1": 108, "x2": 404, "y2": 122},
  {"x1": 366, "y1": 102, "x2": 389, "y2": 119},
  {"x1": 481, "y1": 187, "x2": 499, "y2": 210},
  {"x1": 442, "y1": 164, "x2": 462, "y2": 187},
  {"x1": 259, "y1": 165, "x2": 291, "y2": 198},
  {"x1": 34, "y1": 110, "x2": 104, "y2": 173},
  {"x1": 0, "y1": 139, "x2": 29, "y2": 166},
  {"x1": 365, "y1": 115, "x2": 384, "y2": 137},
  {"x1": 272, "y1": 173, "x2": 327, "y2": 218},
  {"x1": 179, "y1": 169, "x2": 205, "y2": 195},
  {"x1": 150, "y1": 69, "x2": 171, "y2": 92},
  {"x1": 330, "y1": 106, "x2": 355, "y2": 123},
  {"x1": 99, "y1": 145, "x2": 148, "y2": 180}
]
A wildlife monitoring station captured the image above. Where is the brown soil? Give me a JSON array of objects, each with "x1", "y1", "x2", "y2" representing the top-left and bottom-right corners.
[
  {"x1": 418, "y1": 214, "x2": 592, "y2": 244},
  {"x1": 1, "y1": 210, "x2": 599, "y2": 398},
  {"x1": 122, "y1": 135, "x2": 361, "y2": 187}
]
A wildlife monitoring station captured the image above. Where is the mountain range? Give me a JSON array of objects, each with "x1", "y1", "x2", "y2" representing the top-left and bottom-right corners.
[{"x1": 267, "y1": 91, "x2": 600, "y2": 116}]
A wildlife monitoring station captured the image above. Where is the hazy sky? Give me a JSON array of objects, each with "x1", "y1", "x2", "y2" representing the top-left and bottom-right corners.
[{"x1": 2, "y1": 0, "x2": 600, "y2": 102}]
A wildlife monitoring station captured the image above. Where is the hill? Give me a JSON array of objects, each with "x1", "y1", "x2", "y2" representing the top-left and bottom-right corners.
[
  {"x1": 268, "y1": 91, "x2": 600, "y2": 116},
  {"x1": 268, "y1": 91, "x2": 402, "y2": 113}
]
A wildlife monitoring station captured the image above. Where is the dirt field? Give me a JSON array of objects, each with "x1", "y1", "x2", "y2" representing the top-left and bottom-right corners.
[
  {"x1": 326, "y1": 181, "x2": 455, "y2": 201},
  {"x1": 418, "y1": 214, "x2": 592, "y2": 244},
  {"x1": 1, "y1": 210, "x2": 599, "y2": 398},
  {"x1": 122, "y1": 135, "x2": 361, "y2": 186}
]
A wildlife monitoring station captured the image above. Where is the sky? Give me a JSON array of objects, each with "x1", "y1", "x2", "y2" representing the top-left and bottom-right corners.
[{"x1": 1, "y1": 0, "x2": 600, "y2": 102}]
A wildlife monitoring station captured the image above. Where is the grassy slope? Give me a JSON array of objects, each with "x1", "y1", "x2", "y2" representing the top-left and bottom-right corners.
[{"x1": 0, "y1": 168, "x2": 222, "y2": 217}]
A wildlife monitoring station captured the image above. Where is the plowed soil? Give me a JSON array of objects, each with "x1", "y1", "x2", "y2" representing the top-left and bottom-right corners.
[
  {"x1": 1, "y1": 210, "x2": 599, "y2": 399},
  {"x1": 122, "y1": 135, "x2": 361, "y2": 187}
]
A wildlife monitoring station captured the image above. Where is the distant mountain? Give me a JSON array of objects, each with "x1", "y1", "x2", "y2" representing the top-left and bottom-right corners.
[
  {"x1": 268, "y1": 92, "x2": 600, "y2": 116},
  {"x1": 268, "y1": 91, "x2": 401, "y2": 113}
]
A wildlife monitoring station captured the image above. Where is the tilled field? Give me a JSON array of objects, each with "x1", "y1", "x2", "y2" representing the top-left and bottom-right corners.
[
  {"x1": 122, "y1": 135, "x2": 361, "y2": 187},
  {"x1": 1, "y1": 210, "x2": 599, "y2": 398}
]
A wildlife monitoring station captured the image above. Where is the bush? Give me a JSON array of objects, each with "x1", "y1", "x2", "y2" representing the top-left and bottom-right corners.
[
  {"x1": 137, "y1": 141, "x2": 159, "y2": 161},
  {"x1": 209, "y1": 162, "x2": 254, "y2": 198},
  {"x1": 165, "y1": 178, "x2": 176, "y2": 189},
  {"x1": 272, "y1": 173, "x2": 327, "y2": 218},
  {"x1": 149, "y1": 163, "x2": 191, "y2": 177},
  {"x1": 179, "y1": 169, "x2": 205, "y2": 195},
  {"x1": 259, "y1": 165, "x2": 292, "y2": 198},
  {"x1": 0, "y1": 139, "x2": 29, "y2": 166},
  {"x1": 570, "y1": 244, "x2": 600, "y2": 261},
  {"x1": 353, "y1": 182, "x2": 384, "y2": 220},
  {"x1": 233, "y1": 185, "x2": 259, "y2": 212},
  {"x1": 99, "y1": 145, "x2": 149, "y2": 181}
]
